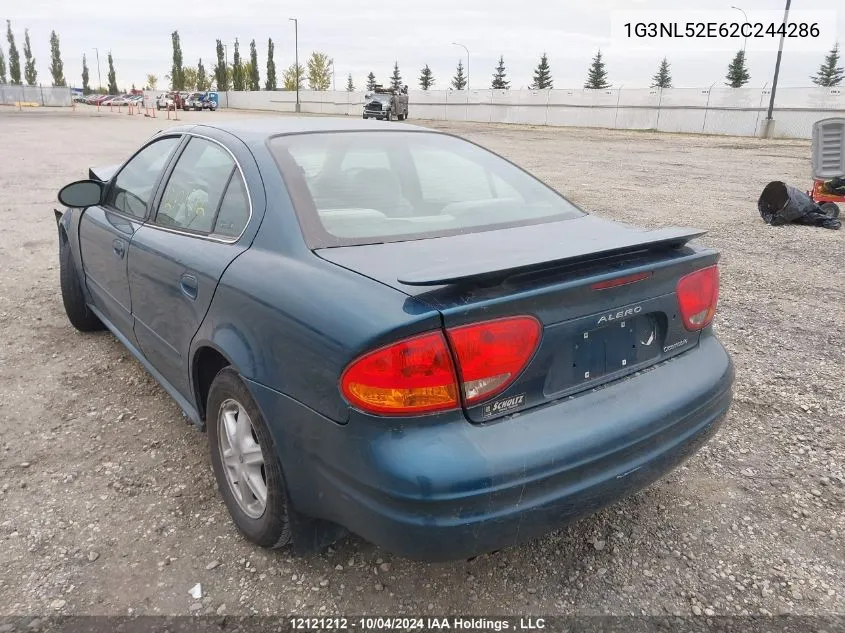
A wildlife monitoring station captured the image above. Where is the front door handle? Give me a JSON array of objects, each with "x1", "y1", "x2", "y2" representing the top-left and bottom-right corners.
[
  {"x1": 112, "y1": 239, "x2": 126, "y2": 259},
  {"x1": 179, "y1": 273, "x2": 198, "y2": 301}
]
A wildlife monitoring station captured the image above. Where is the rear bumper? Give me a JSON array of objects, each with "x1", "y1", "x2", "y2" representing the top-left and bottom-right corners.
[{"x1": 247, "y1": 334, "x2": 733, "y2": 561}]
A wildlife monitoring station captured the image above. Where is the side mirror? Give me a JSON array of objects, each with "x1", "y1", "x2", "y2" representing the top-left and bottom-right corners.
[{"x1": 57, "y1": 180, "x2": 104, "y2": 208}]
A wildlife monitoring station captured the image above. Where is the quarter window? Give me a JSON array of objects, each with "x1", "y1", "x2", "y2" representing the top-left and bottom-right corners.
[
  {"x1": 213, "y1": 174, "x2": 250, "y2": 238},
  {"x1": 156, "y1": 138, "x2": 236, "y2": 234},
  {"x1": 105, "y1": 137, "x2": 180, "y2": 218}
]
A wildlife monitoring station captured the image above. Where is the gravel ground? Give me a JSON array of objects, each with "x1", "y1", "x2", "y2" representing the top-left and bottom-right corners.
[{"x1": 0, "y1": 107, "x2": 842, "y2": 618}]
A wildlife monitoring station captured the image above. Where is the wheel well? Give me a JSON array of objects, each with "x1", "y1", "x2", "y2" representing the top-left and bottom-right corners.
[{"x1": 194, "y1": 347, "x2": 230, "y2": 420}]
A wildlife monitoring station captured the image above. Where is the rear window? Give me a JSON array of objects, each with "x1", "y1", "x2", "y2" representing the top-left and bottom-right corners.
[{"x1": 268, "y1": 131, "x2": 584, "y2": 247}]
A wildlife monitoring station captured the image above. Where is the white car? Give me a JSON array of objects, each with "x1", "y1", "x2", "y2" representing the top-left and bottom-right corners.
[{"x1": 156, "y1": 94, "x2": 174, "y2": 110}]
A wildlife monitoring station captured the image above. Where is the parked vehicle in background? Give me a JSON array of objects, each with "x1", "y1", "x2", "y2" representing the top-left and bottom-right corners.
[
  {"x1": 72, "y1": 94, "x2": 88, "y2": 104},
  {"x1": 184, "y1": 92, "x2": 217, "y2": 111},
  {"x1": 156, "y1": 94, "x2": 174, "y2": 110},
  {"x1": 363, "y1": 85, "x2": 409, "y2": 121},
  {"x1": 53, "y1": 118, "x2": 732, "y2": 562}
]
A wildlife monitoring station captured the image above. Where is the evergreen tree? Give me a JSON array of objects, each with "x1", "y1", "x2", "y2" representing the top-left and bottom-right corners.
[
  {"x1": 346, "y1": 73, "x2": 355, "y2": 91},
  {"x1": 811, "y1": 42, "x2": 844, "y2": 87},
  {"x1": 197, "y1": 59, "x2": 208, "y2": 91},
  {"x1": 81, "y1": 55, "x2": 90, "y2": 93},
  {"x1": 49, "y1": 31, "x2": 65, "y2": 86},
  {"x1": 451, "y1": 60, "x2": 467, "y2": 90},
  {"x1": 725, "y1": 49, "x2": 750, "y2": 87},
  {"x1": 232, "y1": 38, "x2": 245, "y2": 90},
  {"x1": 214, "y1": 40, "x2": 229, "y2": 91},
  {"x1": 532, "y1": 53, "x2": 553, "y2": 89},
  {"x1": 419, "y1": 64, "x2": 434, "y2": 90},
  {"x1": 390, "y1": 61, "x2": 402, "y2": 90},
  {"x1": 491, "y1": 55, "x2": 509, "y2": 89},
  {"x1": 0, "y1": 48, "x2": 7, "y2": 84},
  {"x1": 265, "y1": 38, "x2": 277, "y2": 90},
  {"x1": 651, "y1": 57, "x2": 672, "y2": 89},
  {"x1": 146, "y1": 73, "x2": 157, "y2": 90},
  {"x1": 366, "y1": 71, "x2": 377, "y2": 90},
  {"x1": 6, "y1": 20, "x2": 21, "y2": 85},
  {"x1": 23, "y1": 28, "x2": 36, "y2": 86},
  {"x1": 585, "y1": 50, "x2": 610, "y2": 89},
  {"x1": 106, "y1": 52, "x2": 118, "y2": 94},
  {"x1": 170, "y1": 31, "x2": 184, "y2": 90},
  {"x1": 249, "y1": 39, "x2": 260, "y2": 90}
]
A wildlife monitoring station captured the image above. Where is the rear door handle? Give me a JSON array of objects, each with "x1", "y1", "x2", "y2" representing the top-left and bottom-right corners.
[
  {"x1": 179, "y1": 273, "x2": 198, "y2": 301},
  {"x1": 112, "y1": 239, "x2": 126, "y2": 259}
]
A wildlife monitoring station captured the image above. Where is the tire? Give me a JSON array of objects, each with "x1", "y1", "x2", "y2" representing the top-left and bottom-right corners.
[
  {"x1": 59, "y1": 236, "x2": 103, "y2": 332},
  {"x1": 208, "y1": 368, "x2": 292, "y2": 549}
]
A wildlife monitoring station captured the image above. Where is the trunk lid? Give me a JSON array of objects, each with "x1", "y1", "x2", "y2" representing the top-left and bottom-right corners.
[{"x1": 317, "y1": 216, "x2": 718, "y2": 422}]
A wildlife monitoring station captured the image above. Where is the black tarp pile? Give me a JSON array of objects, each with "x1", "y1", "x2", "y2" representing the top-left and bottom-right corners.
[{"x1": 757, "y1": 181, "x2": 841, "y2": 230}]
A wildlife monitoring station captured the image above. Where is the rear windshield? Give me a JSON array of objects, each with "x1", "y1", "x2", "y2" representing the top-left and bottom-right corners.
[{"x1": 268, "y1": 131, "x2": 584, "y2": 247}]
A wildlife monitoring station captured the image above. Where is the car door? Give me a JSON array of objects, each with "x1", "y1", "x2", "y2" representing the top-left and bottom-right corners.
[
  {"x1": 127, "y1": 135, "x2": 253, "y2": 399},
  {"x1": 78, "y1": 136, "x2": 181, "y2": 340}
]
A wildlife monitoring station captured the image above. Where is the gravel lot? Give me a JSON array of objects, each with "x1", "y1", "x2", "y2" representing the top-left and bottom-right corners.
[{"x1": 0, "y1": 107, "x2": 842, "y2": 618}]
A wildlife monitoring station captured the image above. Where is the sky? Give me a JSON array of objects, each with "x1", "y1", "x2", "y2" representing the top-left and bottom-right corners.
[{"x1": 5, "y1": 0, "x2": 844, "y2": 92}]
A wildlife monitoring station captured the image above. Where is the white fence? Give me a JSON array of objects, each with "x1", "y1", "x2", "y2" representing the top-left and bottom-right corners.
[
  {"x1": 218, "y1": 86, "x2": 845, "y2": 139},
  {"x1": 0, "y1": 84, "x2": 72, "y2": 107}
]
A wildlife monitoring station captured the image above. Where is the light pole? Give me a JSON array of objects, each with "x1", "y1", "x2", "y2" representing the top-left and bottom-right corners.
[
  {"x1": 764, "y1": 0, "x2": 791, "y2": 136},
  {"x1": 452, "y1": 42, "x2": 469, "y2": 89},
  {"x1": 92, "y1": 47, "x2": 102, "y2": 91},
  {"x1": 730, "y1": 6, "x2": 750, "y2": 52},
  {"x1": 289, "y1": 18, "x2": 300, "y2": 112}
]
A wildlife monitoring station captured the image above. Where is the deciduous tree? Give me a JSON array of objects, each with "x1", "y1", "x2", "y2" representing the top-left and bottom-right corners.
[
  {"x1": 265, "y1": 38, "x2": 277, "y2": 90},
  {"x1": 307, "y1": 51, "x2": 331, "y2": 90},
  {"x1": 170, "y1": 31, "x2": 184, "y2": 90},
  {"x1": 106, "y1": 52, "x2": 118, "y2": 95},
  {"x1": 23, "y1": 28, "x2": 36, "y2": 85},
  {"x1": 49, "y1": 30, "x2": 66, "y2": 86},
  {"x1": 249, "y1": 39, "x2": 260, "y2": 90},
  {"x1": 6, "y1": 20, "x2": 21, "y2": 85}
]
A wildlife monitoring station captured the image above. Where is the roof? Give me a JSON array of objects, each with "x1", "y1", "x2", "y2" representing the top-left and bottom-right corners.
[{"x1": 186, "y1": 116, "x2": 428, "y2": 146}]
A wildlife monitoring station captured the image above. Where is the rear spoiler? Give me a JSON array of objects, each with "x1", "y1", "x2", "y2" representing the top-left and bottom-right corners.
[{"x1": 396, "y1": 226, "x2": 706, "y2": 286}]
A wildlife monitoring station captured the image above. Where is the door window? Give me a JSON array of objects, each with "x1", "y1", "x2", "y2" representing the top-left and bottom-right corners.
[
  {"x1": 155, "y1": 138, "x2": 236, "y2": 234},
  {"x1": 105, "y1": 137, "x2": 181, "y2": 218}
]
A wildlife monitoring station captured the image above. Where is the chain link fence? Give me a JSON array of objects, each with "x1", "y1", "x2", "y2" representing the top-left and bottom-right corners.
[{"x1": 0, "y1": 84, "x2": 72, "y2": 107}]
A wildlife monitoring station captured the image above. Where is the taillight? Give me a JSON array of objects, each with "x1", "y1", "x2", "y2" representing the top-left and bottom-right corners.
[
  {"x1": 446, "y1": 316, "x2": 541, "y2": 405},
  {"x1": 340, "y1": 332, "x2": 459, "y2": 415},
  {"x1": 341, "y1": 316, "x2": 542, "y2": 416},
  {"x1": 676, "y1": 266, "x2": 719, "y2": 331}
]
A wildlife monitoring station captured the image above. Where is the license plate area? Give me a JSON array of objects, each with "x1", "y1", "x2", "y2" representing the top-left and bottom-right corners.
[{"x1": 546, "y1": 313, "x2": 664, "y2": 395}]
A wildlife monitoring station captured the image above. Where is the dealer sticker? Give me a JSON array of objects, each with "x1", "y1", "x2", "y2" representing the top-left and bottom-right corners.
[{"x1": 482, "y1": 393, "x2": 526, "y2": 418}]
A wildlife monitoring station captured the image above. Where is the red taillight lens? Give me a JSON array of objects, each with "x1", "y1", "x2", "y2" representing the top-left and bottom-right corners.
[
  {"x1": 340, "y1": 332, "x2": 459, "y2": 415},
  {"x1": 676, "y1": 266, "x2": 720, "y2": 331},
  {"x1": 446, "y1": 316, "x2": 542, "y2": 405}
]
